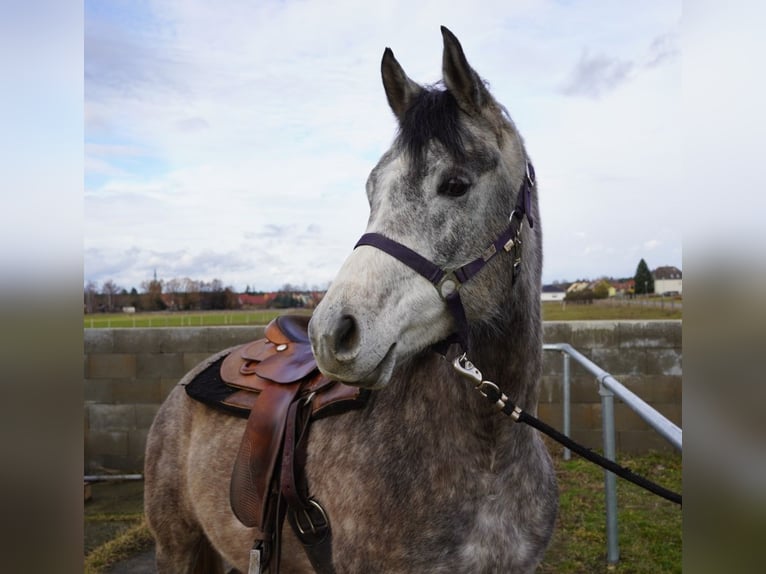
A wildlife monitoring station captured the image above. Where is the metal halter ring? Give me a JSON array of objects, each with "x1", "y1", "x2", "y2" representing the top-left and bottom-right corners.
[
  {"x1": 476, "y1": 380, "x2": 501, "y2": 399},
  {"x1": 525, "y1": 161, "x2": 536, "y2": 186},
  {"x1": 436, "y1": 271, "x2": 461, "y2": 299}
]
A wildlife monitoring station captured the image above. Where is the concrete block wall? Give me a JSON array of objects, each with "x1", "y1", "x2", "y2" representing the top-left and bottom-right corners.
[
  {"x1": 84, "y1": 326, "x2": 265, "y2": 473},
  {"x1": 539, "y1": 321, "x2": 681, "y2": 454},
  {"x1": 84, "y1": 320, "x2": 681, "y2": 472}
]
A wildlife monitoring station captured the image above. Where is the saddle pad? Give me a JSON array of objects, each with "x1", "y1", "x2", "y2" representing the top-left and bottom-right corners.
[{"x1": 183, "y1": 356, "x2": 250, "y2": 418}]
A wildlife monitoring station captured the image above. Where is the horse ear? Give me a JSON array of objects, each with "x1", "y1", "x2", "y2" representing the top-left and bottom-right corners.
[
  {"x1": 441, "y1": 26, "x2": 489, "y2": 114},
  {"x1": 381, "y1": 47, "x2": 422, "y2": 121}
]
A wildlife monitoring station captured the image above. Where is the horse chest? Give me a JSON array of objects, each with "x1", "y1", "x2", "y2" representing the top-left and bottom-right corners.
[{"x1": 306, "y1": 412, "x2": 537, "y2": 573}]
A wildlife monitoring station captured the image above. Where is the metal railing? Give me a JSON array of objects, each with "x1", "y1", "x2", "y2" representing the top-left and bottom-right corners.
[{"x1": 542, "y1": 343, "x2": 682, "y2": 564}]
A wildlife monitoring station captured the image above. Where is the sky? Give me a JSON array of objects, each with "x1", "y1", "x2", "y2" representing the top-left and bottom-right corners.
[{"x1": 84, "y1": 0, "x2": 682, "y2": 293}]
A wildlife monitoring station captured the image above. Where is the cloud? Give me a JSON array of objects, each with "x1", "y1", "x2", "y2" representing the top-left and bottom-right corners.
[
  {"x1": 84, "y1": 1, "x2": 683, "y2": 290},
  {"x1": 560, "y1": 49, "x2": 634, "y2": 98},
  {"x1": 174, "y1": 117, "x2": 209, "y2": 133},
  {"x1": 645, "y1": 31, "x2": 679, "y2": 68},
  {"x1": 644, "y1": 239, "x2": 662, "y2": 250},
  {"x1": 559, "y1": 25, "x2": 679, "y2": 99}
]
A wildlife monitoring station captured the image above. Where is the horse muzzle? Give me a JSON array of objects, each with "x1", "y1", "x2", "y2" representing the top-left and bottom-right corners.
[{"x1": 308, "y1": 308, "x2": 399, "y2": 389}]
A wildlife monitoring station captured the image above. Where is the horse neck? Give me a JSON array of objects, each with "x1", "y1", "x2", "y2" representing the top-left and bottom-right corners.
[
  {"x1": 381, "y1": 289, "x2": 543, "y2": 453},
  {"x1": 470, "y1": 305, "x2": 543, "y2": 408},
  {"x1": 465, "y1": 250, "x2": 544, "y2": 411}
]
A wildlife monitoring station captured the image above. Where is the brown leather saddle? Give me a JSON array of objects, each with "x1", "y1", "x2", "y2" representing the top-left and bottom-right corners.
[{"x1": 184, "y1": 314, "x2": 367, "y2": 574}]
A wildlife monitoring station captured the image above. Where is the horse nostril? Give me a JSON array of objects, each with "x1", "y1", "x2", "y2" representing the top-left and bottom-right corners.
[{"x1": 334, "y1": 314, "x2": 360, "y2": 357}]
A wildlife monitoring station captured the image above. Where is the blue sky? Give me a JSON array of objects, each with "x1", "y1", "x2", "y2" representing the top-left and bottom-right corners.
[{"x1": 84, "y1": 0, "x2": 682, "y2": 292}]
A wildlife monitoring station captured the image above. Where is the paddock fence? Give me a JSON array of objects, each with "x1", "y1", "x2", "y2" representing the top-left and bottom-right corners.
[{"x1": 543, "y1": 341, "x2": 682, "y2": 564}]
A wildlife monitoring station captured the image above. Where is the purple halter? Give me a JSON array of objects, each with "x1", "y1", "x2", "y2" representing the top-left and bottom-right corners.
[{"x1": 354, "y1": 161, "x2": 536, "y2": 352}]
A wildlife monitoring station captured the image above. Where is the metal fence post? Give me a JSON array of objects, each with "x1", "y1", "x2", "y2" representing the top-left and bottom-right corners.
[
  {"x1": 562, "y1": 352, "x2": 571, "y2": 460},
  {"x1": 599, "y1": 381, "x2": 620, "y2": 564}
]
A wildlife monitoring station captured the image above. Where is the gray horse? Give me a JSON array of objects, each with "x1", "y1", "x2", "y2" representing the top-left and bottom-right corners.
[{"x1": 145, "y1": 26, "x2": 557, "y2": 573}]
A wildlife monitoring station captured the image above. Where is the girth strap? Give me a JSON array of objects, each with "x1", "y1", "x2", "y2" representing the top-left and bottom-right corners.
[{"x1": 282, "y1": 397, "x2": 335, "y2": 574}]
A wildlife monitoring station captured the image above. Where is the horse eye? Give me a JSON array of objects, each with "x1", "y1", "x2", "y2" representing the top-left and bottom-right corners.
[{"x1": 438, "y1": 177, "x2": 471, "y2": 198}]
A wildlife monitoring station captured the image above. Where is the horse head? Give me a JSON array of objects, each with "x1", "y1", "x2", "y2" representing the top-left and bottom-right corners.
[{"x1": 310, "y1": 26, "x2": 538, "y2": 388}]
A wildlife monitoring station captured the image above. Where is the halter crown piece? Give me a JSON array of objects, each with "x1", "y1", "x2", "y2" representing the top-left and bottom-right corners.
[{"x1": 355, "y1": 160, "x2": 536, "y2": 352}]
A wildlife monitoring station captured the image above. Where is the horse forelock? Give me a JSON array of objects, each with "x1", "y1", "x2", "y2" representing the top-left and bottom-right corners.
[
  {"x1": 398, "y1": 86, "x2": 468, "y2": 170},
  {"x1": 398, "y1": 83, "x2": 520, "y2": 171}
]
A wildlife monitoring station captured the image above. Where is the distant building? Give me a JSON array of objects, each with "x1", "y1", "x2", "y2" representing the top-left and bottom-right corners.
[
  {"x1": 610, "y1": 279, "x2": 635, "y2": 297},
  {"x1": 566, "y1": 281, "x2": 590, "y2": 294},
  {"x1": 541, "y1": 284, "x2": 567, "y2": 302},
  {"x1": 653, "y1": 266, "x2": 682, "y2": 295},
  {"x1": 238, "y1": 293, "x2": 274, "y2": 308}
]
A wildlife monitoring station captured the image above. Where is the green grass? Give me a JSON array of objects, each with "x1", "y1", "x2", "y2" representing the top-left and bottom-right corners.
[
  {"x1": 84, "y1": 299, "x2": 681, "y2": 329},
  {"x1": 84, "y1": 451, "x2": 681, "y2": 573},
  {"x1": 84, "y1": 480, "x2": 152, "y2": 573},
  {"x1": 84, "y1": 521, "x2": 153, "y2": 574},
  {"x1": 543, "y1": 300, "x2": 682, "y2": 321},
  {"x1": 83, "y1": 308, "x2": 311, "y2": 328},
  {"x1": 539, "y1": 449, "x2": 682, "y2": 573}
]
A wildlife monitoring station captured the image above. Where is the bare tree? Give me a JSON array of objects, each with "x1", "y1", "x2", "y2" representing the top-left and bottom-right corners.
[
  {"x1": 102, "y1": 279, "x2": 120, "y2": 312},
  {"x1": 165, "y1": 277, "x2": 183, "y2": 295},
  {"x1": 84, "y1": 280, "x2": 98, "y2": 313},
  {"x1": 181, "y1": 277, "x2": 201, "y2": 310},
  {"x1": 165, "y1": 278, "x2": 184, "y2": 311}
]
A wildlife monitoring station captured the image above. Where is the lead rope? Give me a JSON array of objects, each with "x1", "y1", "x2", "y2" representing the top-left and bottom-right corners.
[{"x1": 452, "y1": 354, "x2": 682, "y2": 506}]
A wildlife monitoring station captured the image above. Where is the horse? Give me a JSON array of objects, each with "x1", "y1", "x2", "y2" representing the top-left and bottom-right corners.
[{"x1": 145, "y1": 26, "x2": 558, "y2": 573}]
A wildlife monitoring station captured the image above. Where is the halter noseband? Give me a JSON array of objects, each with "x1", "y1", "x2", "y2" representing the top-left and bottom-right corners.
[{"x1": 354, "y1": 161, "x2": 536, "y2": 352}]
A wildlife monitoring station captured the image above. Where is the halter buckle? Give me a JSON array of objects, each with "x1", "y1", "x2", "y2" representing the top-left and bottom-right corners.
[{"x1": 504, "y1": 212, "x2": 523, "y2": 253}]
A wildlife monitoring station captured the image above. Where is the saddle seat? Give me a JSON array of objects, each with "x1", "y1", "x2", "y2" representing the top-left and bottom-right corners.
[
  {"x1": 183, "y1": 314, "x2": 367, "y2": 573},
  {"x1": 218, "y1": 314, "x2": 364, "y2": 417}
]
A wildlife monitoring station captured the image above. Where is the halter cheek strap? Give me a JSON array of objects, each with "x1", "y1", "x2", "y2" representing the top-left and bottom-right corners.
[{"x1": 354, "y1": 161, "x2": 536, "y2": 352}]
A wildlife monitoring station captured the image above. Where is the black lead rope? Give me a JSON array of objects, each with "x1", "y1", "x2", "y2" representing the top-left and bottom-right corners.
[{"x1": 453, "y1": 354, "x2": 682, "y2": 506}]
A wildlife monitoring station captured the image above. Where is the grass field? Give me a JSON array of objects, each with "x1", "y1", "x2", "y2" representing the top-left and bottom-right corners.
[
  {"x1": 83, "y1": 300, "x2": 680, "y2": 328},
  {"x1": 543, "y1": 299, "x2": 682, "y2": 321},
  {"x1": 539, "y1": 448, "x2": 682, "y2": 573},
  {"x1": 83, "y1": 308, "x2": 310, "y2": 328},
  {"x1": 84, "y1": 449, "x2": 681, "y2": 573}
]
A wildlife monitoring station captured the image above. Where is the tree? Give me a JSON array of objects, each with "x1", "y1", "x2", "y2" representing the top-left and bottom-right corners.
[
  {"x1": 593, "y1": 279, "x2": 611, "y2": 299},
  {"x1": 272, "y1": 283, "x2": 302, "y2": 308},
  {"x1": 180, "y1": 278, "x2": 201, "y2": 310},
  {"x1": 141, "y1": 278, "x2": 166, "y2": 311},
  {"x1": 84, "y1": 281, "x2": 98, "y2": 313},
  {"x1": 634, "y1": 258, "x2": 654, "y2": 296},
  {"x1": 102, "y1": 279, "x2": 120, "y2": 312},
  {"x1": 165, "y1": 278, "x2": 184, "y2": 311},
  {"x1": 129, "y1": 287, "x2": 141, "y2": 309}
]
